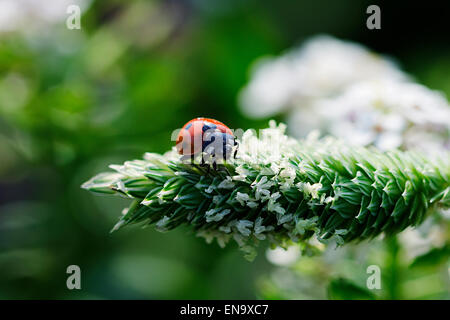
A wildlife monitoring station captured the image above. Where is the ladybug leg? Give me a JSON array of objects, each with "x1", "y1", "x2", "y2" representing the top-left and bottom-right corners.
[
  {"x1": 199, "y1": 153, "x2": 212, "y2": 175},
  {"x1": 200, "y1": 153, "x2": 205, "y2": 165}
]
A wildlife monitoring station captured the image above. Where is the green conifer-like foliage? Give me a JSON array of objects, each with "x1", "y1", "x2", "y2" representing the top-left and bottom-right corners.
[{"x1": 82, "y1": 122, "x2": 449, "y2": 260}]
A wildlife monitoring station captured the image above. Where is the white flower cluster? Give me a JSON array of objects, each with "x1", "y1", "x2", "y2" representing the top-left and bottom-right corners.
[
  {"x1": 235, "y1": 120, "x2": 298, "y2": 165},
  {"x1": 193, "y1": 123, "x2": 343, "y2": 258},
  {"x1": 239, "y1": 35, "x2": 450, "y2": 154}
]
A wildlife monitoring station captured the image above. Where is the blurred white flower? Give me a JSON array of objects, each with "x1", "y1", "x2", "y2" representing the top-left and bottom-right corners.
[
  {"x1": 0, "y1": 0, "x2": 90, "y2": 33},
  {"x1": 266, "y1": 246, "x2": 300, "y2": 266},
  {"x1": 240, "y1": 35, "x2": 450, "y2": 154},
  {"x1": 310, "y1": 80, "x2": 450, "y2": 152},
  {"x1": 239, "y1": 57, "x2": 300, "y2": 118},
  {"x1": 398, "y1": 223, "x2": 446, "y2": 261},
  {"x1": 289, "y1": 36, "x2": 407, "y2": 96},
  {"x1": 239, "y1": 35, "x2": 408, "y2": 118}
]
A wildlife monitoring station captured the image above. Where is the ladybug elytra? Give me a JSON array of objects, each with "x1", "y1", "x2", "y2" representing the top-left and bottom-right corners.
[{"x1": 176, "y1": 117, "x2": 238, "y2": 164}]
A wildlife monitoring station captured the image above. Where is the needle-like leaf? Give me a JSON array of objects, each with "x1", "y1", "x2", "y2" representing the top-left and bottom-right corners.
[{"x1": 82, "y1": 122, "x2": 450, "y2": 260}]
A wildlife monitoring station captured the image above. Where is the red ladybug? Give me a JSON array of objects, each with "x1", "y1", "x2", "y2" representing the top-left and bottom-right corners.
[{"x1": 176, "y1": 118, "x2": 238, "y2": 164}]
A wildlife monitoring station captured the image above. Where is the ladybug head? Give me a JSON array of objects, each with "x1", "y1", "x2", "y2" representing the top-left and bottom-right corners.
[{"x1": 202, "y1": 130, "x2": 237, "y2": 161}]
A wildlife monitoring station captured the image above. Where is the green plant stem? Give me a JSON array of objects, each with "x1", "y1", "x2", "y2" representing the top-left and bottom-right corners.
[{"x1": 82, "y1": 124, "x2": 450, "y2": 259}]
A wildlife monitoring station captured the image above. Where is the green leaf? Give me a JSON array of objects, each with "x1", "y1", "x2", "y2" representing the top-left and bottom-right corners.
[
  {"x1": 327, "y1": 278, "x2": 376, "y2": 300},
  {"x1": 410, "y1": 244, "x2": 450, "y2": 268}
]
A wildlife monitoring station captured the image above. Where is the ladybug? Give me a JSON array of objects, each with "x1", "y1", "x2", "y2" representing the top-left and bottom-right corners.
[{"x1": 176, "y1": 118, "x2": 238, "y2": 165}]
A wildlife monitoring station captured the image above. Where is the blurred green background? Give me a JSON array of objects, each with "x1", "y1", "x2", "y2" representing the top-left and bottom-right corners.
[{"x1": 0, "y1": 0, "x2": 449, "y2": 299}]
